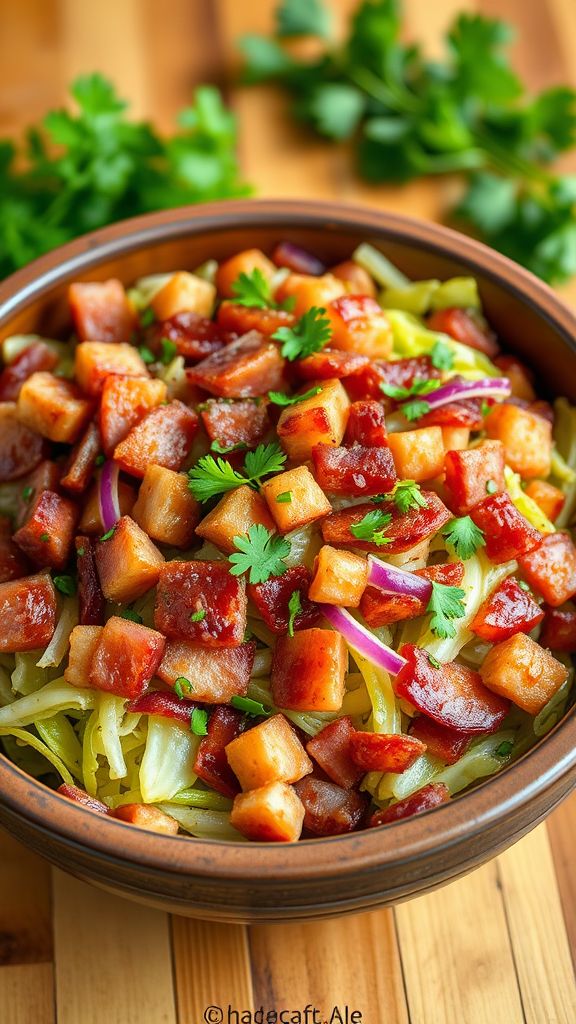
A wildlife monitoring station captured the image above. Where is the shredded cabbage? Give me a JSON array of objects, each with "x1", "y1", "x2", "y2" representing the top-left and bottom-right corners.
[
  {"x1": 139, "y1": 716, "x2": 200, "y2": 803},
  {"x1": 386, "y1": 309, "x2": 499, "y2": 379},
  {"x1": 0, "y1": 726, "x2": 74, "y2": 784},
  {"x1": 434, "y1": 730, "x2": 517, "y2": 795},
  {"x1": 160, "y1": 804, "x2": 244, "y2": 841},
  {"x1": 0, "y1": 666, "x2": 14, "y2": 706},
  {"x1": 36, "y1": 596, "x2": 78, "y2": 669},
  {"x1": 354, "y1": 652, "x2": 401, "y2": 734},
  {"x1": 352, "y1": 243, "x2": 409, "y2": 289},
  {"x1": 128, "y1": 274, "x2": 172, "y2": 310},
  {"x1": 381, "y1": 280, "x2": 440, "y2": 315},
  {"x1": 0, "y1": 679, "x2": 95, "y2": 728},
  {"x1": 35, "y1": 713, "x2": 83, "y2": 781},
  {"x1": 504, "y1": 466, "x2": 555, "y2": 534},
  {"x1": 12, "y1": 653, "x2": 48, "y2": 695},
  {"x1": 92, "y1": 695, "x2": 128, "y2": 782},
  {"x1": 430, "y1": 276, "x2": 480, "y2": 311}
]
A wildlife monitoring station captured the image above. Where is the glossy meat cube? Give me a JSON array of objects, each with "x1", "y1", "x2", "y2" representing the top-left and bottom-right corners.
[
  {"x1": 277, "y1": 379, "x2": 350, "y2": 462},
  {"x1": 14, "y1": 489, "x2": 79, "y2": 570},
  {"x1": 200, "y1": 399, "x2": 270, "y2": 449},
  {"x1": 311, "y1": 444, "x2": 397, "y2": 497},
  {"x1": 95, "y1": 515, "x2": 164, "y2": 603},
  {"x1": 294, "y1": 349, "x2": 369, "y2": 382},
  {"x1": 494, "y1": 355, "x2": 536, "y2": 402},
  {"x1": 188, "y1": 332, "x2": 285, "y2": 398},
  {"x1": 261, "y1": 465, "x2": 332, "y2": 533},
  {"x1": 349, "y1": 732, "x2": 426, "y2": 773},
  {"x1": 427, "y1": 307, "x2": 498, "y2": 357},
  {"x1": 69, "y1": 279, "x2": 135, "y2": 343},
  {"x1": 369, "y1": 783, "x2": 450, "y2": 827},
  {"x1": 247, "y1": 564, "x2": 320, "y2": 634},
  {"x1": 100, "y1": 374, "x2": 167, "y2": 454},
  {"x1": 217, "y1": 303, "x2": 295, "y2": 337},
  {"x1": 0, "y1": 534, "x2": 30, "y2": 584},
  {"x1": 147, "y1": 311, "x2": 226, "y2": 362},
  {"x1": 113, "y1": 400, "x2": 198, "y2": 478},
  {"x1": 17, "y1": 373, "x2": 93, "y2": 443},
  {"x1": 271, "y1": 628, "x2": 348, "y2": 712},
  {"x1": 388, "y1": 426, "x2": 445, "y2": 483},
  {"x1": 57, "y1": 784, "x2": 110, "y2": 815},
  {"x1": 90, "y1": 616, "x2": 166, "y2": 698},
  {"x1": 132, "y1": 465, "x2": 200, "y2": 548},
  {"x1": 326, "y1": 295, "x2": 393, "y2": 358},
  {"x1": 225, "y1": 713, "x2": 313, "y2": 790},
  {"x1": 485, "y1": 403, "x2": 552, "y2": 479},
  {"x1": 394, "y1": 644, "x2": 510, "y2": 733},
  {"x1": 470, "y1": 576, "x2": 544, "y2": 642},
  {"x1": 194, "y1": 705, "x2": 247, "y2": 797},
  {"x1": 344, "y1": 355, "x2": 440, "y2": 403},
  {"x1": 154, "y1": 559, "x2": 247, "y2": 647},
  {"x1": 331, "y1": 260, "x2": 376, "y2": 297},
  {"x1": 517, "y1": 532, "x2": 576, "y2": 607},
  {"x1": 408, "y1": 717, "x2": 471, "y2": 766},
  {"x1": 0, "y1": 404, "x2": 45, "y2": 482},
  {"x1": 76, "y1": 537, "x2": 105, "y2": 626},
  {"x1": 418, "y1": 398, "x2": 484, "y2": 431},
  {"x1": 306, "y1": 717, "x2": 363, "y2": 789},
  {"x1": 294, "y1": 777, "x2": 367, "y2": 836},
  {"x1": 64, "y1": 625, "x2": 103, "y2": 687},
  {"x1": 231, "y1": 781, "x2": 305, "y2": 842},
  {"x1": 113, "y1": 803, "x2": 179, "y2": 835},
  {"x1": 0, "y1": 342, "x2": 57, "y2": 402},
  {"x1": 196, "y1": 485, "x2": 276, "y2": 555},
  {"x1": 444, "y1": 440, "x2": 505, "y2": 515},
  {"x1": 344, "y1": 400, "x2": 388, "y2": 446},
  {"x1": 540, "y1": 607, "x2": 576, "y2": 652},
  {"x1": 360, "y1": 562, "x2": 464, "y2": 628},
  {"x1": 157, "y1": 640, "x2": 255, "y2": 702},
  {"x1": 0, "y1": 573, "x2": 57, "y2": 652},
  {"x1": 480, "y1": 632, "x2": 568, "y2": 715},
  {"x1": 15, "y1": 461, "x2": 60, "y2": 527},
  {"x1": 469, "y1": 494, "x2": 540, "y2": 563},
  {"x1": 75, "y1": 342, "x2": 149, "y2": 397},
  {"x1": 322, "y1": 490, "x2": 452, "y2": 554},
  {"x1": 308, "y1": 545, "x2": 369, "y2": 607}
]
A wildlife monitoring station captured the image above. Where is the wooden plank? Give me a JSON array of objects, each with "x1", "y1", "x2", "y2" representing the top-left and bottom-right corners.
[
  {"x1": 171, "y1": 918, "x2": 254, "y2": 1021},
  {"x1": 52, "y1": 870, "x2": 177, "y2": 1024},
  {"x1": 497, "y1": 824, "x2": 576, "y2": 1024},
  {"x1": 547, "y1": 795, "x2": 576, "y2": 968},
  {"x1": 394, "y1": 860, "x2": 525, "y2": 1024},
  {"x1": 0, "y1": 0, "x2": 63, "y2": 134},
  {"x1": 0, "y1": 831, "x2": 52, "y2": 965},
  {"x1": 250, "y1": 910, "x2": 409, "y2": 1023},
  {"x1": 0, "y1": 963, "x2": 55, "y2": 1024}
]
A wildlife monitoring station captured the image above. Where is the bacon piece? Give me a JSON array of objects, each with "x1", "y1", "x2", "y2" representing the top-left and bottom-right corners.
[
  {"x1": 157, "y1": 641, "x2": 255, "y2": 703},
  {"x1": 311, "y1": 444, "x2": 397, "y2": 497},
  {"x1": 409, "y1": 717, "x2": 471, "y2": 765},
  {"x1": 217, "y1": 303, "x2": 295, "y2": 337},
  {"x1": 15, "y1": 461, "x2": 61, "y2": 528},
  {"x1": 0, "y1": 342, "x2": 58, "y2": 401},
  {"x1": 418, "y1": 398, "x2": 484, "y2": 430},
  {"x1": 69, "y1": 279, "x2": 135, "y2": 343},
  {"x1": 350, "y1": 732, "x2": 426, "y2": 773},
  {"x1": 306, "y1": 717, "x2": 363, "y2": 789},
  {"x1": 369, "y1": 783, "x2": 450, "y2": 827},
  {"x1": 113, "y1": 804, "x2": 179, "y2": 835},
  {"x1": 427, "y1": 308, "x2": 499, "y2": 358},
  {"x1": 294, "y1": 777, "x2": 368, "y2": 836},
  {"x1": 469, "y1": 494, "x2": 540, "y2": 564},
  {"x1": 470, "y1": 576, "x2": 544, "y2": 642},
  {"x1": 360, "y1": 562, "x2": 464, "y2": 628},
  {"x1": 271, "y1": 629, "x2": 348, "y2": 712},
  {"x1": 100, "y1": 374, "x2": 167, "y2": 455},
  {"x1": 13, "y1": 490, "x2": 79, "y2": 570},
  {"x1": 154, "y1": 560, "x2": 247, "y2": 647},
  {"x1": 187, "y1": 332, "x2": 285, "y2": 398},
  {"x1": 113, "y1": 400, "x2": 198, "y2": 478},
  {"x1": 60, "y1": 422, "x2": 101, "y2": 494},
  {"x1": 0, "y1": 573, "x2": 57, "y2": 652},
  {"x1": 200, "y1": 399, "x2": 270, "y2": 449},
  {"x1": 0, "y1": 403, "x2": 45, "y2": 481},
  {"x1": 517, "y1": 532, "x2": 576, "y2": 607},
  {"x1": 127, "y1": 690, "x2": 198, "y2": 725},
  {"x1": 322, "y1": 490, "x2": 452, "y2": 554},
  {"x1": 194, "y1": 705, "x2": 247, "y2": 798},
  {"x1": 444, "y1": 440, "x2": 505, "y2": 515},
  {"x1": 147, "y1": 311, "x2": 227, "y2": 361},
  {"x1": 75, "y1": 537, "x2": 105, "y2": 626},
  {"x1": 0, "y1": 534, "x2": 30, "y2": 584},
  {"x1": 247, "y1": 565, "x2": 320, "y2": 634},
  {"x1": 57, "y1": 784, "x2": 110, "y2": 815},
  {"x1": 344, "y1": 400, "x2": 388, "y2": 446},
  {"x1": 89, "y1": 617, "x2": 166, "y2": 698},
  {"x1": 344, "y1": 355, "x2": 440, "y2": 402},
  {"x1": 64, "y1": 625, "x2": 102, "y2": 688},
  {"x1": 540, "y1": 607, "x2": 576, "y2": 652},
  {"x1": 296, "y1": 349, "x2": 370, "y2": 382}
]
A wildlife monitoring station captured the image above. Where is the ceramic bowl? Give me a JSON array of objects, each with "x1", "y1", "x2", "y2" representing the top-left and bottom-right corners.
[{"x1": 1, "y1": 200, "x2": 575, "y2": 922}]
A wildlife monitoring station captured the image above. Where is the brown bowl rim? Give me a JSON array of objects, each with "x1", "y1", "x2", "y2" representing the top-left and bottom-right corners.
[{"x1": 1, "y1": 198, "x2": 575, "y2": 883}]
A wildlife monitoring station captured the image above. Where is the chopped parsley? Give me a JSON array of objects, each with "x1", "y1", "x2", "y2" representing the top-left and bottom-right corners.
[
  {"x1": 229, "y1": 524, "x2": 291, "y2": 584},
  {"x1": 210, "y1": 440, "x2": 248, "y2": 454},
  {"x1": 380, "y1": 378, "x2": 438, "y2": 402},
  {"x1": 175, "y1": 677, "x2": 193, "y2": 699},
  {"x1": 375, "y1": 480, "x2": 428, "y2": 515},
  {"x1": 287, "y1": 590, "x2": 302, "y2": 637},
  {"x1": 138, "y1": 345, "x2": 155, "y2": 365},
  {"x1": 94, "y1": 453, "x2": 106, "y2": 467},
  {"x1": 495, "y1": 740, "x2": 514, "y2": 758},
  {"x1": 230, "y1": 695, "x2": 273, "y2": 718},
  {"x1": 272, "y1": 306, "x2": 332, "y2": 361},
  {"x1": 120, "y1": 608, "x2": 143, "y2": 624},
  {"x1": 231, "y1": 267, "x2": 274, "y2": 308},
  {"x1": 160, "y1": 338, "x2": 178, "y2": 364},
  {"x1": 39, "y1": 533, "x2": 50, "y2": 543},
  {"x1": 191, "y1": 708, "x2": 209, "y2": 736},
  {"x1": 188, "y1": 442, "x2": 287, "y2": 502},
  {"x1": 100, "y1": 527, "x2": 116, "y2": 542},
  {"x1": 428, "y1": 653, "x2": 441, "y2": 669},
  {"x1": 442, "y1": 516, "x2": 486, "y2": 560},
  {"x1": 486, "y1": 478, "x2": 498, "y2": 494},
  {"x1": 21, "y1": 485, "x2": 34, "y2": 502},
  {"x1": 426, "y1": 582, "x2": 467, "y2": 639},
  {"x1": 349, "y1": 509, "x2": 392, "y2": 546},
  {"x1": 430, "y1": 341, "x2": 455, "y2": 370},
  {"x1": 276, "y1": 491, "x2": 293, "y2": 504},
  {"x1": 139, "y1": 307, "x2": 156, "y2": 328},
  {"x1": 190, "y1": 609, "x2": 206, "y2": 622},
  {"x1": 268, "y1": 385, "x2": 323, "y2": 406},
  {"x1": 53, "y1": 575, "x2": 76, "y2": 596}
]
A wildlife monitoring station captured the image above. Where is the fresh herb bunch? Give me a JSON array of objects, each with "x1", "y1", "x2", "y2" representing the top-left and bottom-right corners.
[
  {"x1": 0, "y1": 75, "x2": 250, "y2": 278},
  {"x1": 240, "y1": 0, "x2": 576, "y2": 284}
]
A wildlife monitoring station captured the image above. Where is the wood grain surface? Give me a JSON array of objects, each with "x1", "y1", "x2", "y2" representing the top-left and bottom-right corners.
[{"x1": 1, "y1": 1, "x2": 576, "y2": 1022}]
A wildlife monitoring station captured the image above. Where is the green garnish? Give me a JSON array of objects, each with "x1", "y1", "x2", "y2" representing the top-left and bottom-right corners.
[
  {"x1": 175, "y1": 677, "x2": 193, "y2": 699},
  {"x1": 120, "y1": 608, "x2": 143, "y2": 624},
  {"x1": 160, "y1": 338, "x2": 178, "y2": 364},
  {"x1": 53, "y1": 575, "x2": 76, "y2": 596},
  {"x1": 426, "y1": 582, "x2": 467, "y2": 639},
  {"x1": 428, "y1": 653, "x2": 441, "y2": 669},
  {"x1": 188, "y1": 442, "x2": 287, "y2": 502},
  {"x1": 481, "y1": 400, "x2": 491, "y2": 418},
  {"x1": 517, "y1": 580, "x2": 531, "y2": 592},
  {"x1": 276, "y1": 491, "x2": 293, "y2": 504},
  {"x1": 287, "y1": 590, "x2": 302, "y2": 637},
  {"x1": 229, "y1": 525, "x2": 291, "y2": 584},
  {"x1": 442, "y1": 516, "x2": 486, "y2": 560},
  {"x1": 230, "y1": 696, "x2": 274, "y2": 718},
  {"x1": 190, "y1": 609, "x2": 206, "y2": 622},
  {"x1": 210, "y1": 440, "x2": 248, "y2": 454},
  {"x1": 139, "y1": 307, "x2": 156, "y2": 328},
  {"x1": 402, "y1": 399, "x2": 431, "y2": 422},
  {"x1": 380, "y1": 378, "x2": 438, "y2": 402},
  {"x1": 375, "y1": 480, "x2": 428, "y2": 515},
  {"x1": 76, "y1": 547, "x2": 85, "y2": 557},
  {"x1": 39, "y1": 533, "x2": 50, "y2": 543},
  {"x1": 486, "y1": 478, "x2": 498, "y2": 494},
  {"x1": 231, "y1": 268, "x2": 274, "y2": 308},
  {"x1": 272, "y1": 306, "x2": 332, "y2": 361},
  {"x1": 100, "y1": 528, "x2": 116, "y2": 542},
  {"x1": 430, "y1": 341, "x2": 455, "y2": 371},
  {"x1": 349, "y1": 509, "x2": 392, "y2": 546},
  {"x1": 268, "y1": 385, "x2": 323, "y2": 406},
  {"x1": 138, "y1": 346, "x2": 156, "y2": 365},
  {"x1": 495, "y1": 740, "x2": 514, "y2": 758},
  {"x1": 191, "y1": 708, "x2": 209, "y2": 736},
  {"x1": 21, "y1": 485, "x2": 34, "y2": 501}
]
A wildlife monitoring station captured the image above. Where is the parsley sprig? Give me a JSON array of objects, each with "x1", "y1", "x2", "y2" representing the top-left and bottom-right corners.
[
  {"x1": 272, "y1": 306, "x2": 332, "y2": 361},
  {"x1": 188, "y1": 442, "x2": 286, "y2": 502},
  {"x1": 268, "y1": 385, "x2": 322, "y2": 406},
  {"x1": 442, "y1": 516, "x2": 486, "y2": 560},
  {"x1": 426, "y1": 582, "x2": 467, "y2": 639},
  {"x1": 229, "y1": 524, "x2": 291, "y2": 584},
  {"x1": 231, "y1": 268, "x2": 274, "y2": 309},
  {"x1": 350, "y1": 509, "x2": 392, "y2": 546},
  {"x1": 241, "y1": 1, "x2": 576, "y2": 285},
  {"x1": 374, "y1": 480, "x2": 428, "y2": 515}
]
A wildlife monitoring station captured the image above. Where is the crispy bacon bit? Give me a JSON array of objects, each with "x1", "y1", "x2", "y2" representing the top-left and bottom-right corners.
[
  {"x1": 60, "y1": 422, "x2": 102, "y2": 494},
  {"x1": 113, "y1": 400, "x2": 198, "y2": 478},
  {"x1": 217, "y1": 303, "x2": 295, "y2": 337},
  {"x1": 444, "y1": 440, "x2": 505, "y2": 516},
  {"x1": 0, "y1": 573, "x2": 57, "y2": 653},
  {"x1": 311, "y1": 444, "x2": 397, "y2": 497},
  {"x1": 200, "y1": 399, "x2": 270, "y2": 449},
  {"x1": 76, "y1": 537, "x2": 105, "y2": 626},
  {"x1": 69, "y1": 279, "x2": 135, "y2": 344},
  {"x1": 350, "y1": 732, "x2": 426, "y2": 773},
  {"x1": 517, "y1": 532, "x2": 576, "y2": 607},
  {"x1": 127, "y1": 690, "x2": 198, "y2": 725},
  {"x1": 427, "y1": 308, "x2": 499, "y2": 358},
  {"x1": 294, "y1": 777, "x2": 368, "y2": 835},
  {"x1": 57, "y1": 784, "x2": 111, "y2": 815},
  {"x1": 540, "y1": 607, "x2": 576, "y2": 652},
  {"x1": 188, "y1": 332, "x2": 285, "y2": 398},
  {"x1": 154, "y1": 560, "x2": 247, "y2": 647},
  {"x1": 296, "y1": 349, "x2": 370, "y2": 382},
  {"x1": 470, "y1": 576, "x2": 544, "y2": 642},
  {"x1": 469, "y1": 493, "x2": 540, "y2": 564},
  {"x1": 89, "y1": 616, "x2": 166, "y2": 699},
  {"x1": 100, "y1": 375, "x2": 167, "y2": 455},
  {"x1": 248, "y1": 565, "x2": 320, "y2": 634},
  {"x1": 322, "y1": 490, "x2": 452, "y2": 554},
  {"x1": 409, "y1": 717, "x2": 471, "y2": 765},
  {"x1": 306, "y1": 717, "x2": 364, "y2": 789},
  {"x1": 369, "y1": 783, "x2": 450, "y2": 827},
  {"x1": 13, "y1": 489, "x2": 79, "y2": 570},
  {"x1": 360, "y1": 562, "x2": 464, "y2": 628},
  {"x1": 0, "y1": 342, "x2": 58, "y2": 402},
  {"x1": 157, "y1": 641, "x2": 255, "y2": 703},
  {"x1": 344, "y1": 400, "x2": 388, "y2": 446},
  {"x1": 147, "y1": 311, "x2": 227, "y2": 361},
  {"x1": 0, "y1": 403, "x2": 45, "y2": 481},
  {"x1": 194, "y1": 705, "x2": 247, "y2": 798}
]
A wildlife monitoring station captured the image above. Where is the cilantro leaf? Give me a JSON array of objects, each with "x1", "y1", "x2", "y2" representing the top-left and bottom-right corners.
[
  {"x1": 276, "y1": 0, "x2": 332, "y2": 39},
  {"x1": 210, "y1": 440, "x2": 248, "y2": 455},
  {"x1": 442, "y1": 516, "x2": 486, "y2": 560},
  {"x1": 402, "y1": 399, "x2": 431, "y2": 422},
  {"x1": 268, "y1": 386, "x2": 322, "y2": 406},
  {"x1": 287, "y1": 590, "x2": 302, "y2": 637},
  {"x1": 229, "y1": 525, "x2": 292, "y2": 584},
  {"x1": 377, "y1": 480, "x2": 428, "y2": 515},
  {"x1": 120, "y1": 609, "x2": 143, "y2": 624},
  {"x1": 380, "y1": 378, "x2": 438, "y2": 401},
  {"x1": 160, "y1": 338, "x2": 178, "y2": 364},
  {"x1": 243, "y1": 442, "x2": 287, "y2": 486},
  {"x1": 188, "y1": 455, "x2": 247, "y2": 502},
  {"x1": 430, "y1": 341, "x2": 455, "y2": 371},
  {"x1": 426, "y1": 582, "x2": 467, "y2": 639},
  {"x1": 272, "y1": 306, "x2": 332, "y2": 361},
  {"x1": 304, "y1": 84, "x2": 366, "y2": 140},
  {"x1": 350, "y1": 509, "x2": 392, "y2": 545},
  {"x1": 231, "y1": 268, "x2": 274, "y2": 309}
]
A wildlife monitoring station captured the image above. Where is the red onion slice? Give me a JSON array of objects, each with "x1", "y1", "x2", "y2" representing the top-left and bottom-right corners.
[
  {"x1": 401, "y1": 377, "x2": 511, "y2": 416},
  {"x1": 320, "y1": 604, "x2": 407, "y2": 675},
  {"x1": 273, "y1": 241, "x2": 326, "y2": 276},
  {"x1": 367, "y1": 557, "x2": 432, "y2": 601},
  {"x1": 97, "y1": 460, "x2": 121, "y2": 533}
]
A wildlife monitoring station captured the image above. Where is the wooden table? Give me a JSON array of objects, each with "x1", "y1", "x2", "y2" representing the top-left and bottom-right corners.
[{"x1": 1, "y1": 1, "x2": 576, "y2": 1021}]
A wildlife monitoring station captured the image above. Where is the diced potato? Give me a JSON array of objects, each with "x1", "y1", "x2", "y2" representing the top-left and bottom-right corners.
[
  {"x1": 154, "y1": 560, "x2": 246, "y2": 647},
  {"x1": 308, "y1": 545, "x2": 368, "y2": 607},
  {"x1": 14, "y1": 489, "x2": 79, "y2": 570},
  {"x1": 271, "y1": 628, "x2": 348, "y2": 711},
  {"x1": 75, "y1": 342, "x2": 149, "y2": 397},
  {"x1": 150, "y1": 271, "x2": 216, "y2": 320},
  {"x1": 276, "y1": 378, "x2": 350, "y2": 461},
  {"x1": 0, "y1": 573, "x2": 57, "y2": 653},
  {"x1": 17, "y1": 373, "x2": 93, "y2": 443},
  {"x1": 113, "y1": 400, "x2": 198, "y2": 478},
  {"x1": 132, "y1": 465, "x2": 200, "y2": 548},
  {"x1": 64, "y1": 625, "x2": 103, "y2": 687},
  {"x1": 230, "y1": 781, "x2": 305, "y2": 842},
  {"x1": 95, "y1": 515, "x2": 164, "y2": 603},
  {"x1": 261, "y1": 466, "x2": 331, "y2": 534},
  {"x1": 113, "y1": 804, "x2": 179, "y2": 835},
  {"x1": 326, "y1": 295, "x2": 393, "y2": 358},
  {"x1": 275, "y1": 273, "x2": 346, "y2": 317},
  {"x1": 388, "y1": 426, "x2": 445, "y2": 482},
  {"x1": 485, "y1": 403, "x2": 552, "y2": 479},
  {"x1": 524, "y1": 480, "x2": 565, "y2": 522},
  {"x1": 216, "y1": 249, "x2": 276, "y2": 298},
  {"x1": 225, "y1": 713, "x2": 313, "y2": 791},
  {"x1": 69, "y1": 279, "x2": 135, "y2": 344},
  {"x1": 100, "y1": 374, "x2": 167, "y2": 455},
  {"x1": 480, "y1": 632, "x2": 568, "y2": 715},
  {"x1": 157, "y1": 640, "x2": 255, "y2": 702},
  {"x1": 0, "y1": 403, "x2": 45, "y2": 482},
  {"x1": 217, "y1": 303, "x2": 295, "y2": 338},
  {"x1": 444, "y1": 439, "x2": 505, "y2": 515},
  {"x1": 331, "y1": 260, "x2": 377, "y2": 298},
  {"x1": 79, "y1": 478, "x2": 136, "y2": 535},
  {"x1": 90, "y1": 616, "x2": 166, "y2": 698},
  {"x1": 195, "y1": 484, "x2": 275, "y2": 554},
  {"x1": 441, "y1": 426, "x2": 470, "y2": 451}
]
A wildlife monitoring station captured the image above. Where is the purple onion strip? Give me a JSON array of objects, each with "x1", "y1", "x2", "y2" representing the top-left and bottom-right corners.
[
  {"x1": 319, "y1": 604, "x2": 407, "y2": 676},
  {"x1": 367, "y1": 557, "x2": 432, "y2": 601},
  {"x1": 98, "y1": 460, "x2": 121, "y2": 533}
]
